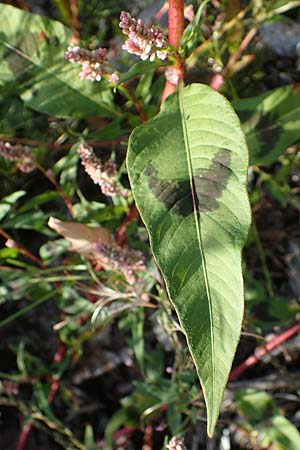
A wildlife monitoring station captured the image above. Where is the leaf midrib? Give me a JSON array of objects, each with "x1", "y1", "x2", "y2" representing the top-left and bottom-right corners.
[{"x1": 178, "y1": 85, "x2": 215, "y2": 404}]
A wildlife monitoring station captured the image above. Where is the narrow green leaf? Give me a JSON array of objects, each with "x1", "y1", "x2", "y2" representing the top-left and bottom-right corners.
[
  {"x1": 180, "y1": 0, "x2": 210, "y2": 57},
  {"x1": 0, "y1": 190, "x2": 26, "y2": 221},
  {"x1": 127, "y1": 83, "x2": 251, "y2": 435},
  {"x1": 118, "y1": 60, "x2": 168, "y2": 84}
]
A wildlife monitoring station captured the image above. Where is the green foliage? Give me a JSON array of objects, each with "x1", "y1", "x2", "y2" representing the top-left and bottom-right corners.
[
  {"x1": 237, "y1": 390, "x2": 300, "y2": 450},
  {"x1": 234, "y1": 85, "x2": 300, "y2": 166},
  {"x1": 0, "y1": 4, "x2": 116, "y2": 118}
]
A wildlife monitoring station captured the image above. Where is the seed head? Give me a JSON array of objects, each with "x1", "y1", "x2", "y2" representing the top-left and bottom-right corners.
[{"x1": 95, "y1": 241, "x2": 145, "y2": 284}]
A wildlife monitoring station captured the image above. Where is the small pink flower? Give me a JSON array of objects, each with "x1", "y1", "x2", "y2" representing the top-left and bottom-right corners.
[
  {"x1": 77, "y1": 144, "x2": 121, "y2": 197},
  {"x1": 0, "y1": 141, "x2": 36, "y2": 173},
  {"x1": 166, "y1": 436, "x2": 187, "y2": 450},
  {"x1": 119, "y1": 11, "x2": 169, "y2": 62},
  {"x1": 65, "y1": 46, "x2": 108, "y2": 82}
]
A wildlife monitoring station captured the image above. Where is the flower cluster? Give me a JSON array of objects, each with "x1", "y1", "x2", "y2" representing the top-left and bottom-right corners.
[
  {"x1": 65, "y1": 46, "x2": 119, "y2": 82},
  {"x1": 0, "y1": 141, "x2": 36, "y2": 173},
  {"x1": 95, "y1": 241, "x2": 145, "y2": 284},
  {"x1": 166, "y1": 436, "x2": 187, "y2": 450},
  {"x1": 119, "y1": 11, "x2": 169, "y2": 62},
  {"x1": 77, "y1": 143, "x2": 120, "y2": 197}
]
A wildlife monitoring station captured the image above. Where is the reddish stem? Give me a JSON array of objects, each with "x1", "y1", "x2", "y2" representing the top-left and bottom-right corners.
[
  {"x1": 37, "y1": 164, "x2": 74, "y2": 217},
  {"x1": 116, "y1": 205, "x2": 139, "y2": 246},
  {"x1": 229, "y1": 322, "x2": 300, "y2": 381},
  {"x1": 168, "y1": 0, "x2": 184, "y2": 50},
  {"x1": 112, "y1": 426, "x2": 136, "y2": 441},
  {"x1": 161, "y1": 0, "x2": 185, "y2": 104},
  {"x1": 0, "y1": 227, "x2": 44, "y2": 268},
  {"x1": 0, "y1": 135, "x2": 124, "y2": 151},
  {"x1": 70, "y1": 0, "x2": 80, "y2": 42},
  {"x1": 152, "y1": 2, "x2": 168, "y2": 23},
  {"x1": 225, "y1": 27, "x2": 257, "y2": 75},
  {"x1": 16, "y1": 422, "x2": 33, "y2": 450}
]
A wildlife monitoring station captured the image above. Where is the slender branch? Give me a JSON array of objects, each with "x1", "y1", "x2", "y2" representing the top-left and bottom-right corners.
[
  {"x1": 16, "y1": 422, "x2": 33, "y2": 450},
  {"x1": 210, "y1": 26, "x2": 257, "y2": 91},
  {"x1": 152, "y1": 2, "x2": 168, "y2": 24},
  {"x1": 118, "y1": 85, "x2": 148, "y2": 122},
  {"x1": 116, "y1": 205, "x2": 139, "y2": 246},
  {"x1": 224, "y1": 26, "x2": 257, "y2": 75},
  {"x1": 0, "y1": 135, "x2": 125, "y2": 150},
  {"x1": 0, "y1": 227, "x2": 44, "y2": 268},
  {"x1": 252, "y1": 218, "x2": 275, "y2": 298},
  {"x1": 36, "y1": 164, "x2": 75, "y2": 217},
  {"x1": 229, "y1": 323, "x2": 300, "y2": 381},
  {"x1": 0, "y1": 290, "x2": 55, "y2": 330}
]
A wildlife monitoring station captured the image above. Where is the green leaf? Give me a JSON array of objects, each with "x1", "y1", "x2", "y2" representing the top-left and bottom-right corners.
[
  {"x1": 0, "y1": 4, "x2": 117, "y2": 118},
  {"x1": 262, "y1": 414, "x2": 300, "y2": 450},
  {"x1": 237, "y1": 390, "x2": 300, "y2": 450},
  {"x1": 127, "y1": 83, "x2": 251, "y2": 435},
  {"x1": 233, "y1": 85, "x2": 300, "y2": 166},
  {"x1": 180, "y1": 0, "x2": 210, "y2": 57},
  {"x1": 0, "y1": 190, "x2": 26, "y2": 221},
  {"x1": 237, "y1": 389, "x2": 275, "y2": 423},
  {"x1": 118, "y1": 60, "x2": 168, "y2": 84},
  {"x1": 84, "y1": 425, "x2": 96, "y2": 450}
]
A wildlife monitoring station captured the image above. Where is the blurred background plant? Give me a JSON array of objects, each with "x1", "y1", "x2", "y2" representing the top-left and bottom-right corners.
[{"x1": 1, "y1": 0, "x2": 300, "y2": 449}]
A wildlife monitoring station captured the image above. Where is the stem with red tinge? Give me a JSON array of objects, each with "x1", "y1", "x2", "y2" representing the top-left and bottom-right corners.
[
  {"x1": 161, "y1": 0, "x2": 185, "y2": 104},
  {"x1": 229, "y1": 322, "x2": 300, "y2": 381}
]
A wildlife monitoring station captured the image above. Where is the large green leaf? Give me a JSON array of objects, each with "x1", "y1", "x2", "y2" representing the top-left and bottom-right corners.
[
  {"x1": 233, "y1": 85, "x2": 300, "y2": 166},
  {"x1": 127, "y1": 83, "x2": 251, "y2": 435},
  {"x1": 0, "y1": 4, "x2": 117, "y2": 118}
]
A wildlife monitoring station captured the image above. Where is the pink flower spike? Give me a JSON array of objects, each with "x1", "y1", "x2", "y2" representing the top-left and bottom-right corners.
[
  {"x1": 65, "y1": 46, "x2": 108, "y2": 82},
  {"x1": 119, "y1": 11, "x2": 169, "y2": 62}
]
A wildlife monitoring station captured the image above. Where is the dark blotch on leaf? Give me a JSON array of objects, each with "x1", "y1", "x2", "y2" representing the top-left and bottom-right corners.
[
  {"x1": 145, "y1": 166, "x2": 193, "y2": 216},
  {"x1": 194, "y1": 150, "x2": 231, "y2": 212},
  {"x1": 145, "y1": 149, "x2": 231, "y2": 216}
]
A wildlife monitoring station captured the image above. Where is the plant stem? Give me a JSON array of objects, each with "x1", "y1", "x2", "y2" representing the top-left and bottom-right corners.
[
  {"x1": 160, "y1": 0, "x2": 185, "y2": 103},
  {"x1": 0, "y1": 227, "x2": 44, "y2": 268},
  {"x1": 229, "y1": 322, "x2": 300, "y2": 381},
  {"x1": 118, "y1": 85, "x2": 148, "y2": 122},
  {"x1": 168, "y1": 0, "x2": 184, "y2": 50},
  {"x1": 0, "y1": 134, "x2": 124, "y2": 150},
  {"x1": 37, "y1": 164, "x2": 75, "y2": 217},
  {"x1": 70, "y1": 0, "x2": 80, "y2": 42},
  {"x1": 0, "y1": 290, "x2": 56, "y2": 329},
  {"x1": 252, "y1": 218, "x2": 275, "y2": 298},
  {"x1": 16, "y1": 421, "x2": 33, "y2": 450}
]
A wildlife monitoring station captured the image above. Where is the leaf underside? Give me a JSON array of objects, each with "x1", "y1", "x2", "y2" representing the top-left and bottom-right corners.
[{"x1": 127, "y1": 83, "x2": 251, "y2": 436}]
